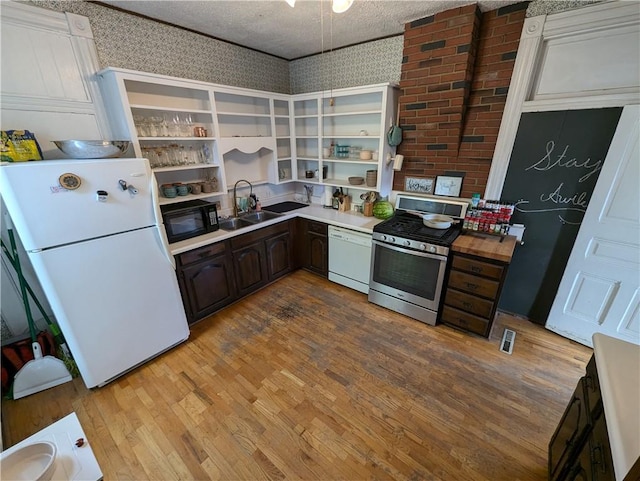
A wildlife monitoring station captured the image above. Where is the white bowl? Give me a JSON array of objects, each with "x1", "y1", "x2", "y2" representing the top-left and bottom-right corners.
[
  {"x1": 422, "y1": 214, "x2": 454, "y2": 229},
  {"x1": 0, "y1": 441, "x2": 57, "y2": 481},
  {"x1": 53, "y1": 140, "x2": 130, "y2": 159}
]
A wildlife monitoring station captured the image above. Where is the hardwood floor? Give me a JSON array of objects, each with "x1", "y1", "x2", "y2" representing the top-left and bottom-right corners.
[{"x1": 2, "y1": 270, "x2": 592, "y2": 480}]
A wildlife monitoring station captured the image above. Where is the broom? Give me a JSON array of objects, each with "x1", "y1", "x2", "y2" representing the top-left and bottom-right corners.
[
  {"x1": 0, "y1": 237, "x2": 78, "y2": 378},
  {"x1": 2, "y1": 224, "x2": 76, "y2": 398}
]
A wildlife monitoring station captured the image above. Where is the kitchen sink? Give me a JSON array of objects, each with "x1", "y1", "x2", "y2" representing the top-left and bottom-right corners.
[
  {"x1": 219, "y1": 217, "x2": 254, "y2": 231},
  {"x1": 219, "y1": 211, "x2": 283, "y2": 231},
  {"x1": 242, "y1": 211, "x2": 283, "y2": 223}
]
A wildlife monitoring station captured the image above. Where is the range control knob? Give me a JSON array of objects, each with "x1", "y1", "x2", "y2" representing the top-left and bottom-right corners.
[
  {"x1": 389, "y1": 237, "x2": 396, "y2": 243},
  {"x1": 429, "y1": 245, "x2": 437, "y2": 253},
  {"x1": 419, "y1": 243, "x2": 427, "y2": 251},
  {"x1": 381, "y1": 235, "x2": 388, "y2": 241},
  {"x1": 404, "y1": 240, "x2": 411, "y2": 247}
]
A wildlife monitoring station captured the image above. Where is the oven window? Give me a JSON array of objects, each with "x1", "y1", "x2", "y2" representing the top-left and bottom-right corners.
[
  {"x1": 167, "y1": 212, "x2": 204, "y2": 236},
  {"x1": 372, "y1": 244, "x2": 443, "y2": 301}
]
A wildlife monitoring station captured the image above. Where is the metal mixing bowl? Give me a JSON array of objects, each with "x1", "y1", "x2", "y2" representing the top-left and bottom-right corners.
[{"x1": 53, "y1": 140, "x2": 130, "y2": 159}]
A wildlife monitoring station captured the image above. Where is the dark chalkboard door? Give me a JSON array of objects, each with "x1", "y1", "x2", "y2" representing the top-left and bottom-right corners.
[{"x1": 498, "y1": 108, "x2": 622, "y2": 324}]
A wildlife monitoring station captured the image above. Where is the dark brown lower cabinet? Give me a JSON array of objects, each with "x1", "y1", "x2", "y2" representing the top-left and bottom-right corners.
[
  {"x1": 440, "y1": 252, "x2": 509, "y2": 337},
  {"x1": 176, "y1": 220, "x2": 295, "y2": 324},
  {"x1": 295, "y1": 218, "x2": 328, "y2": 277},
  {"x1": 176, "y1": 241, "x2": 237, "y2": 324},
  {"x1": 232, "y1": 240, "x2": 268, "y2": 297},
  {"x1": 231, "y1": 221, "x2": 293, "y2": 297},
  {"x1": 265, "y1": 231, "x2": 293, "y2": 281},
  {"x1": 549, "y1": 355, "x2": 615, "y2": 481}
]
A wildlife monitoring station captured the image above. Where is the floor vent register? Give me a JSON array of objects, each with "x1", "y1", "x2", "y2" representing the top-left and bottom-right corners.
[{"x1": 500, "y1": 329, "x2": 516, "y2": 355}]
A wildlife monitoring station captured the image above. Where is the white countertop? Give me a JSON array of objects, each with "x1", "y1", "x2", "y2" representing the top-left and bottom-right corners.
[
  {"x1": 1, "y1": 412, "x2": 103, "y2": 480},
  {"x1": 592, "y1": 333, "x2": 640, "y2": 480},
  {"x1": 169, "y1": 204, "x2": 382, "y2": 255}
]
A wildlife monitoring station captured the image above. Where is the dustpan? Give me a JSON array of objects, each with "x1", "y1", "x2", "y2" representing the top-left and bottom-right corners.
[{"x1": 6, "y1": 220, "x2": 72, "y2": 399}]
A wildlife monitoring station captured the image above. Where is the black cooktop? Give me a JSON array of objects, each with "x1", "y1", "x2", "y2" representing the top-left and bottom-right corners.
[{"x1": 374, "y1": 212, "x2": 462, "y2": 246}]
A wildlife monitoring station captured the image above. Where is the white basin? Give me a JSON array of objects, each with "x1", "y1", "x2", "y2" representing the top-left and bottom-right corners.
[{"x1": 0, "y1": 441, "x2": 57, "y2": 481}]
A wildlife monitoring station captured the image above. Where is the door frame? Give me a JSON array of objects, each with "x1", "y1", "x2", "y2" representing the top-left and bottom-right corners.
[{"x1": 485, "y1": 1, "x2": 640, "y2": 199}]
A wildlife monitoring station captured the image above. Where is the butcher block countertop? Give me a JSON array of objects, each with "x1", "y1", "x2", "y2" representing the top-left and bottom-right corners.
[{"x1": 452, "y1": 232, "x2": 517, "y2": 263}]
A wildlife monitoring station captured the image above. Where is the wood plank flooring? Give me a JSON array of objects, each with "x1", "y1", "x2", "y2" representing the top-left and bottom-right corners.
[{"x1": 2, "y1": 270, "x2": 592, "y2": 480}]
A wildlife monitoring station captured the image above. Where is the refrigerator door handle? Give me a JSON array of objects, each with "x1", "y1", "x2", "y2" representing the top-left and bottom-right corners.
[{"x1": 150, "y1": 175, "x2": 176, "y2": 270}]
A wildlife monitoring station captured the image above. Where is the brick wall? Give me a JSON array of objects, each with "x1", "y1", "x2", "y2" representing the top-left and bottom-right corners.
[{"x1": 394, "y1": 2, "x2": 528, "y2": 198}]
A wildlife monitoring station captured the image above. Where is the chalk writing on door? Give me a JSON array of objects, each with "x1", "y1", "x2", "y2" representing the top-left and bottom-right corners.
[{"x1": 514, "y1": 141, "x2": 604, "y2": 226}]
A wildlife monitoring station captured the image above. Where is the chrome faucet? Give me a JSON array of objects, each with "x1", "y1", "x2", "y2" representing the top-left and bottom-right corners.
[{"x1": 233, "y1": 179, "x2": 253, "y2": 217}]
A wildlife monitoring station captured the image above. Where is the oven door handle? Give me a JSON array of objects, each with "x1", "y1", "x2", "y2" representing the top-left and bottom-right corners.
[{"x1": 372, "y1": 240, "x2": 448, "y2": 261}]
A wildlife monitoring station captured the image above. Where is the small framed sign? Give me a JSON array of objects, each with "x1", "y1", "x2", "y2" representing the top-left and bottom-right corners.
[
  {"x1": 404, "y1": 176, "x2": 434, "y2": 194},
  {"x1": 435, "y1": 175, "x2": 463, "y2": 197}
]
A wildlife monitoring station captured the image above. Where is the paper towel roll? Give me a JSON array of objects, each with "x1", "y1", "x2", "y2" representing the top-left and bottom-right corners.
[{"x1": 323, "y1": 188, "x2": 333, "y2": 206}]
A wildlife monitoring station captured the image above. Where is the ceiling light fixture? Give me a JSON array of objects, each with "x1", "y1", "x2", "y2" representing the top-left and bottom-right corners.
[
  {"x1": 284, "y1": 0, "x2": 352, "y2": 14},
  {"x1": 332, "y1": 0, "x2": 354, "y2": 14}
]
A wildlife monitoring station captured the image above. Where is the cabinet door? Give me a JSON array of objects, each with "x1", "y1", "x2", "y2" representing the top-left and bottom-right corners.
[
  {"x1": 265, "y1": 231, "x2": 292, "y2": 281},
  {"x1": 590, "y1": 415, "x2": 615, "y2": 481},
  {"x1": 308, "y1": 232, "x2": 328, "y2": 277},
  {"x1": 233, "y1": 242, "x2": 268, "y2": 297},
  {"x1": 584, "y1": 355, "x2": 603, "y2": 418},
  {"x1": 549, "y1": 379, "x2": 590, "y2": 481},
  {"x1": 567, "y1": 441, "x2": 594, "y2": 481},
  {"x1": 179, "y1": 253, "x2": 236, "y2": 323}
]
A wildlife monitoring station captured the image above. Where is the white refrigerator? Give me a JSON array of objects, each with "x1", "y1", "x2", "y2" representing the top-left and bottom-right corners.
[{"x1": 0, "y1": 158, "x2": 189, "y2": 388}]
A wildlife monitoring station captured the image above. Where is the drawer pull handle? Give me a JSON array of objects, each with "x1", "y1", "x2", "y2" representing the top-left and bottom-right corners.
[
  {"x1": 584, "y1": 375, "x2": 595, "y2": 391},
  {"x1": 198, "y1": 252, "x2": 210, "y2": 258},
  {"x1": 457, "y1": 318, "x2": 468, "y2": 326},
  {"x1": 462, "y1": 302, "x2": 473, "y2": 309},
  {"x1": 465, "y1": 283, "x2": 478, "y2": 290},
  {"x1": 592, "y1": 444, "x2": 606, "y2": 473},
  {"x1": 470, "y1": 266, "x2": 483, "y2": 273}
]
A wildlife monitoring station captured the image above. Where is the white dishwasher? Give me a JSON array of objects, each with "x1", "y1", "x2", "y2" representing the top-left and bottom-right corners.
[{"x1": 328, "y1": 225, "x2": 372, "y2": 294}]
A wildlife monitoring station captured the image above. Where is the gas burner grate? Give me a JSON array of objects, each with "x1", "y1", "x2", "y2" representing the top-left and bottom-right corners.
[{"x1": 374, "y1": 213, "x2": 461, "y2": 246}]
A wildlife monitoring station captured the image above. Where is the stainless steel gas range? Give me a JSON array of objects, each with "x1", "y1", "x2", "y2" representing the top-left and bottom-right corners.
[{"x1": 368, "y1": 194, "x2": 469, "y2": 326}]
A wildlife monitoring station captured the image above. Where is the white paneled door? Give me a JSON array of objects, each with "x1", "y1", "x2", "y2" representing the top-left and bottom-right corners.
[{"x1": 546, "y1": 105, "x2": 640, "y2": 347}]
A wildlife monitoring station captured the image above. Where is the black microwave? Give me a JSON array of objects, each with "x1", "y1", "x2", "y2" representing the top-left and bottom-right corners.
[{"x1": 160, "y1": 199, "x2": 219, "y2": 243}]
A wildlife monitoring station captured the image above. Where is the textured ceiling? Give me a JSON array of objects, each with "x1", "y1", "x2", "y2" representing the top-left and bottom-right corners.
[{"x1": 98, "y1": 0, "x2": 525, "y2": 60}]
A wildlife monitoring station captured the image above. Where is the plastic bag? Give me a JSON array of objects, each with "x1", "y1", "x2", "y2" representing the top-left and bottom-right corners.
[{"x1": 1, "y1": 130, "x2": 43, "y2": 162}]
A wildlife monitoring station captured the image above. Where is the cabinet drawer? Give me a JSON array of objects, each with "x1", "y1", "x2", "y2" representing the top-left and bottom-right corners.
[
  {"x1": 584, "y1": 355, "x2": 602, "y2": 418},
  {"x1": 441, "y1": 305, "x2": 490, "y2": 337},
  {"x1": 306, "y1": 220, "x2": 327, "y2": 236},
  {"x1": 444, "y1": 289, "x2": 494, "y2": 319},
  {"x1": 549, "y1": 378, "x2": 591, "y2": 481},
  {"x1": 452, "y1": 255, "x2": 504, "y2": 280},
  {"x1": 230, "y1": 221, "x2": 289, "y2": 250},
  {"x1": 178, "y1": 241, "x2": 227, "y2": 266},
  {"x1": 448, "y1": 270, "x2": 500, "y2": 299}
]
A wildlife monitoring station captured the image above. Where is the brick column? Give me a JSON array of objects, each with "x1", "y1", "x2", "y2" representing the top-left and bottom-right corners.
[{"x1": 394, "y1": 2, "x2": 528, "y2": 198}]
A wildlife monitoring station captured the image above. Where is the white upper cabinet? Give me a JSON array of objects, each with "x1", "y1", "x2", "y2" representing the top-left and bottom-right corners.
[
  {"x1": 293, "y1": 85, "x2": 399, "y2": 197},
  {"x1": 272, "y1": 97, "x2": 295, "y2": 184},
  {"x1": 0, "y1": 2, "x2": 110, "y2": 158},
  {"x1": 98, "y1": 68, "x2": 226, "y2": 205},
  {"x1": 98, "y1": 67, "x2": 398, "y2": 200}
]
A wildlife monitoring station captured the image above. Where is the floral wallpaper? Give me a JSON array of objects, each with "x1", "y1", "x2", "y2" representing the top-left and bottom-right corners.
[
  {"x1": 26, "y1": 1, "x2": 291, "y2": 93},
  {"x1": 24, "y1": 0, "x2": 596, "y2": 96},
  {"x1": 289, "y1": 36, "x2": 404, "y2": 94}
]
